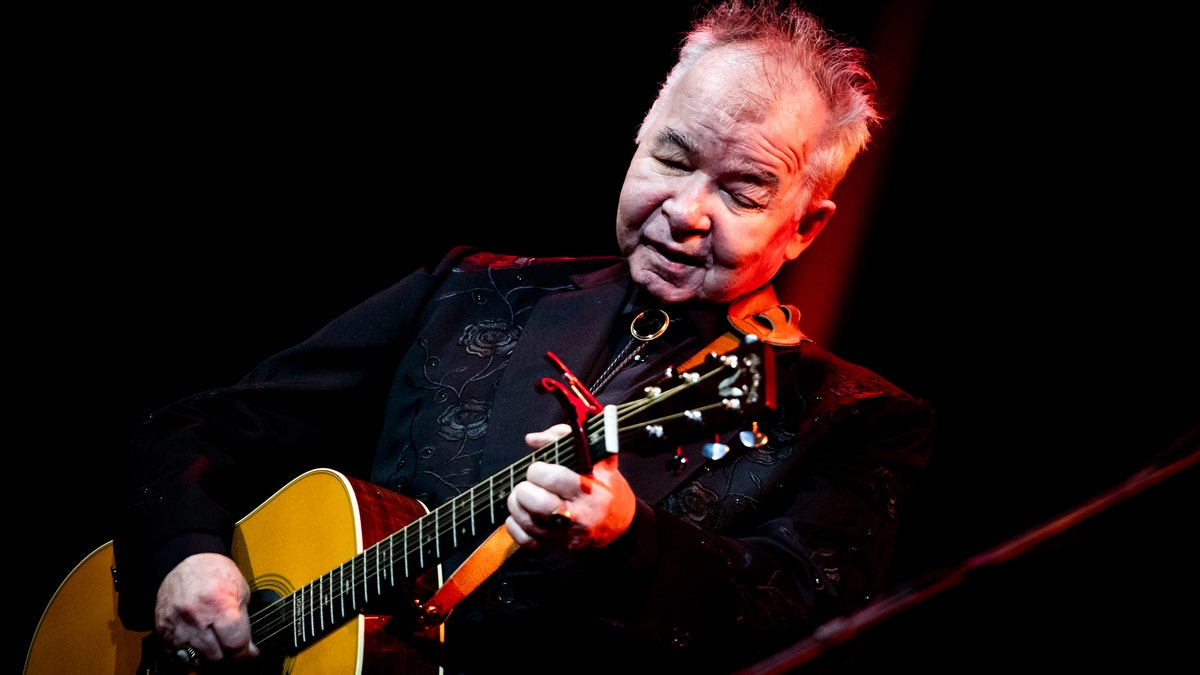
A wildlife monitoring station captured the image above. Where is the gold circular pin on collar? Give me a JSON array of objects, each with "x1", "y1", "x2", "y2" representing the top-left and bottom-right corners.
[{"x1": 630, "y1": 309, "x2": 670, "y2": 341}]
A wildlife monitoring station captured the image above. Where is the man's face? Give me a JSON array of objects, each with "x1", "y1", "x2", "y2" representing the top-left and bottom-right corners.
[{"x1": 616, "y1": 45, "x2": 833, "y2": 305}]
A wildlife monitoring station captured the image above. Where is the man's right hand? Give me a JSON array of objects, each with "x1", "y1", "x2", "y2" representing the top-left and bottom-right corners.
[{"x1": 155, "y1": 552, "x2": 260, "y2": 665}]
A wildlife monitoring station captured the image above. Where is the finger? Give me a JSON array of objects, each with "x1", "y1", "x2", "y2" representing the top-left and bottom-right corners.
[
  {"x1": 158, "y1": 615, "x2": 206, "y2": 660},
  {"x1": 505, "y1": 514, "x2": 534, "y2": 546},
  {"x1": 524, "y1": 423, "x2": 573, "y2": 449},
  {"x1": 507, "y1": 481, "x2": 560, "y2": 535},
  {"x1": 526, "y1": 461, "x2": 584, "y2": 498},
  {"x1": 186, "y1": 630, "x2": 221, "y2": 663},
  {"x1": 212, "y1": 612, "x2": 260, "y2": 660},
  {"x1": 173, "y1": 616, "x2": 258, "y2": 663}
]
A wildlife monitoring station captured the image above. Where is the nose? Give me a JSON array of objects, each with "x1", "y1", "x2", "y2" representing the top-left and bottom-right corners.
[{"x1": 662, "y1": 175, "x2": 713, "y2": 234}]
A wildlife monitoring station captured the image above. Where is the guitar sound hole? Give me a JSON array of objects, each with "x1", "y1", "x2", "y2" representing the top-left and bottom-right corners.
[
  {"x1": 242, "y1": 588, "x2": 289, "y2": 671},
  {"x1": 249, "y1": 588, "x2": 283, "y2": 614}
]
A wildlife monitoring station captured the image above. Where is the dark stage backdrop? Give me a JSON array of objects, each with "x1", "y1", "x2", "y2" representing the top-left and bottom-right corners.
[{"x1": 15, "y1": 2, "x2": 1197, "y2": 673}]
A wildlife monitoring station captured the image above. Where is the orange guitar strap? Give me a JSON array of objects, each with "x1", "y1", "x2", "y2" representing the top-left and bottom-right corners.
[
  {"x1": 677, "y1": 285, "x2": 808, "y2": 371},
  {"x1": 418, "y1": 524, "x2": 520, "y2": 626},
  {"x1": 419, "y1": 286, "x2": 807, "y2": 625}
]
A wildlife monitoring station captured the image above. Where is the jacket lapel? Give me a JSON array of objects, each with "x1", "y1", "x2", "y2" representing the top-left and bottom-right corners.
[{"x1": 479, "y1": 264, "x2": 631, "y2": 477}]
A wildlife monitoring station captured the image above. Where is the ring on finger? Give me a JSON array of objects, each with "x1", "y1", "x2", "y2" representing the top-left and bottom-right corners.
[
  {"x1": 176, "y1": 644, "x2": 199, "y2": 665},
  {"x1": 549, "y1": 503, "x2": 571, "y2": 528}
]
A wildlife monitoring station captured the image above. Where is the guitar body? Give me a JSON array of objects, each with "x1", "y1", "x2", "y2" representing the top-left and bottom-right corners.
[
  {"x1": 25, "y1": 469, "x2": 443, "y2": 675},
  {"x1": 25, "y1": 540, "x2": 147, "y2": 675}
]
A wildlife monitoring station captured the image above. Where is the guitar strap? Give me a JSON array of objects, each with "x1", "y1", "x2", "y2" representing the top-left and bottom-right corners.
[
  {"x1": 418, "y1": 286, "x2": 807, "y2": 626},
  {"x1": 417, "y1": 523, "x2": 521, "y2": 626}
]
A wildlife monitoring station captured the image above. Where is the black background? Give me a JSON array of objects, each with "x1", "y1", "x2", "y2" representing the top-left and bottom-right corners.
[{"x1": 15, "y1": 1, "x2": 1198, "y2": 672}]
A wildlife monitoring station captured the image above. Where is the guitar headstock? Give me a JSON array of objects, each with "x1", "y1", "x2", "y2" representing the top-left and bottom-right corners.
[
  {"x1": 595, "y1": 334, "x2": 775, "y2": 456},
  {"x1": 534, "y1": 334, "x2": 775, "y2": 474}
]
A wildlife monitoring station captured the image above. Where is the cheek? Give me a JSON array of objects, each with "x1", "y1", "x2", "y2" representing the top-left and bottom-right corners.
[
  {"x1": 616, "y1": 178, "x2": 660, "y2": 234},
  {"x1": 711, "y1": 222, "x2": 789, "y2": 269}
]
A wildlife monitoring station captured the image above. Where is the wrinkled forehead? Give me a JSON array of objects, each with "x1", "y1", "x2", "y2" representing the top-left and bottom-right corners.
[{"x1": 682, "y1": 44, "x2": 826, "y2": 137}]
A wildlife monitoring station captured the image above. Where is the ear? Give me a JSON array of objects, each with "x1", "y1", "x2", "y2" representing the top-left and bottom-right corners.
[{"x1": 783, "y1": 198, "x2": 835, "y2": 260}]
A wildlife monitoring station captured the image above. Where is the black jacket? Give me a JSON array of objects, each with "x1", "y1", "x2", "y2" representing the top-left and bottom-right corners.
[{"x1": 114, "y1": 245, "x2": 934, "y2": 673}]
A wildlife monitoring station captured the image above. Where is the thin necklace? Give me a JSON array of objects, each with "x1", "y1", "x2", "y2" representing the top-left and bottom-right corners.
[{"x1": 589, "y1": 309, "x2": 670, "y2": 395}]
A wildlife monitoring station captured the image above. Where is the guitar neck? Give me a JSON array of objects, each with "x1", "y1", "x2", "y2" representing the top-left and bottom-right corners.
[{"x1": 249, "y1": 337, "x2": 770, "y2": 654}]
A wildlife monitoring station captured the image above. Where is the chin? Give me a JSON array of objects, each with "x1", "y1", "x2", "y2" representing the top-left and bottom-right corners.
[
  {"x1": 631, "y1": 271, "x2": 700, "y2": 305},
  {"x1": 629, "y1": 251, "x2": 710, "y2": 301}
]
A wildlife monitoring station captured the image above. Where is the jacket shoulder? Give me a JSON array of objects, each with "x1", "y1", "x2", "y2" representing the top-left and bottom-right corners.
[
  {"x1": 782, "y1": 341, "x2": 925, "y2": 406},
  {"x1": 443, "y1": 247, "x2": 622, "y2": 275}
]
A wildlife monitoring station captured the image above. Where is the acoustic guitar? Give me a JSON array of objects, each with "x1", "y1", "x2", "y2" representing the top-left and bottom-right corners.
[{"x1": 25, "y1": 337, "x2": 774, "y2": 674}]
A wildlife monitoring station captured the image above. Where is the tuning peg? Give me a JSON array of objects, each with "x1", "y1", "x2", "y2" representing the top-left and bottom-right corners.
[
  {"x1": 666, "y1": 447, "x2": 688, "y2": 474},
  {"x1": 702, "y1": 435, "x2": 730, "y2": 460},
  {"x1": 738, "y1": 421, "x2": 768, "y2": 448}
]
